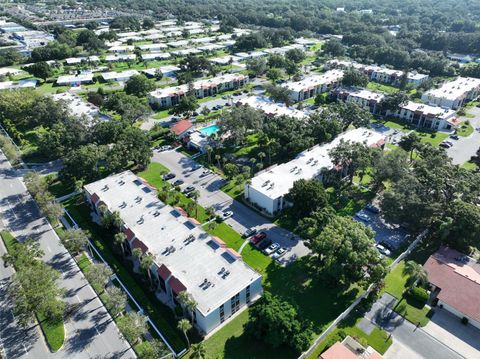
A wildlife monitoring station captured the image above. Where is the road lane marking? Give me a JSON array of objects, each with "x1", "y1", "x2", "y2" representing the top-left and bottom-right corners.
[{"x1": 76, "y1": 295, "x2": 81, "y2": 303}]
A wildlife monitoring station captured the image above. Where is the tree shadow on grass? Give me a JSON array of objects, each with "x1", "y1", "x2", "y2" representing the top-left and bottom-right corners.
[
  {"x1": 223, "y1": 332, "x2": 297, "y2": 359},
  {"x1": 265, "y1": 257, "x2": 360, "y2": 333}
]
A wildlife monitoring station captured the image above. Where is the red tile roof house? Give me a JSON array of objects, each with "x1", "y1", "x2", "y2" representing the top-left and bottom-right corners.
[
  {"x1": 319, "y1": 336, "x2": 383, "y2": 359},
  {"x1": 170, "y1": 119, "x2": 193, "y2": 139},
  {"x1": 423, "y1": 246, "x2": 480, "y2": 329}
]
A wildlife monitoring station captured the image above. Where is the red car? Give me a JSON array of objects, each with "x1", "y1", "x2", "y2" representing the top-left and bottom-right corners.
[{"x1": 250, "y1": 232, "x2": 267, "y2": 245}]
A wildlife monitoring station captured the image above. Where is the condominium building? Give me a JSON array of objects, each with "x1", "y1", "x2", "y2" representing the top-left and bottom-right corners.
[
  {"x1": 326, "y1": 59, "x2": 429, "y2": 87},
  {"x1": 281, "y1": 70, "x2": 344, "y2": 102},
  {"x1": 330, "y1": 87, "x2": 385, "y2": 114},
  {"x1": 101, "y1": 70, "x2": 139, "y2": 82},
  {"x1": 148, "y1": 73, "x2": 248, "y2": 108},
  {"x1": 245, "y1": 128, "x2": 386, "y2": 215},
  {"x1": 56, "y1": 72, "x2": 94, "y2": 86},
  {"x1": 421, "y1": 77, "x2": 480, "y2": 109},
  {"x1": 390, "y1": 101, "x2": 459, "y2": 130},
  {"x1": 84, "y1": 171, "x2": 262, "y2": 334},
  {"x1": 237, "y1": 96, "x2": 307, "y2": 120}
]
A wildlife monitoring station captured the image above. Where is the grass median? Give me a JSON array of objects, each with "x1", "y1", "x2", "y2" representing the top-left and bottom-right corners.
[{"x1": 0, "y1": 230, "x2": 65, "y2": 352}]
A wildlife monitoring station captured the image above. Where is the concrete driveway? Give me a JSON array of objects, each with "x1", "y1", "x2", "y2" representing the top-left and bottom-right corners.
[
  {"x1": 365, "y1": 294, "x2": 462, "y2": 359},
  {"x1": 152, "y1": 149, "x2": 310, "y2": 265},
  {"x1": 423, "y1": 307, "x2": 480, "y2": 359},
  {"x1": 446, "y1": 106, "x2": 480, "y2": 165}
]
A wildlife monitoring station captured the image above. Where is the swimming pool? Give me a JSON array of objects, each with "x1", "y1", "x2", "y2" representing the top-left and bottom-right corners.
[{"x1": 199, "y1": 124, "x2": 219, "y2": 136}]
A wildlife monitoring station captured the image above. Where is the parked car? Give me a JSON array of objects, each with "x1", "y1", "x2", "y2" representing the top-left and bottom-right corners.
[
  {"x1": 264, "y1": 242, "x2": 280, "y2": 255},
  {"x1": 450, "y1": 134, "x2": 459, "y2": 140},
  {"x1": 355, "y1": 212, "x2": 371, "y2": 222},
  {"x1": 201, "y1": 169, "x2": 212, "y2": 177},
  {"x1": 173, "y1": 179, "x2": 184, "y2": 186},
  {"x1": 379, "y1": 241, "x2": 393, "y2": 252},
  {"x1": 376, "y1": 244, "x2": 391, "y2": 256},
  {"x1": 272, "y1": 247, "x2": 287, "y2": 260},
  {"x1": 190, "y1": 164, "x2": 201, "y2": 171},
  {"x1": 186, "y1": 191, "x2": 197, "y2": 198},
  {"x1": 222, "y1": 211, "x2": 233, "y2": 219},
  {"x1": 365, "y1": 203, "x2": 380, "y2": 214},
  {"x1": 163, "y1": 173, "x2": 176, "y2": 180},
  {"x1": 221, "y1": 96, "x2": 228, "y2": 100},
  {"x1": 242, "y1": 228, "x2": 257, "y2": 238},
  {"x1": 250, "y1": 232, "x2": 267, "y2": 245},
  {"x1": 257, "y1": 238, "x2": 272, "y2": 250},
  {"x1": 192, "y1": 111, "x2": 199, "y2": 116},
  {"x1": 440, "y1": 142, "x2": 452, "y2": 148},
  {"x1": 183, "y1": 186, "x2": 195, "y2": 194}
]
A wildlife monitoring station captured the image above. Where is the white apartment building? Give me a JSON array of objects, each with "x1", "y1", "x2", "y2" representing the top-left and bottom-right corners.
[
  {"x1": 108, "y1": 45, "x2": 134, "y2": 53},
  {"x1": 148, "y1": 73, "x2": 248, "y2": 108},
  {"x1": 421, "y1": 77, "x2": 480, "y2": 109},
  {"x1": 326, "y1": 59, "x2": 429, "y2": 87},
  {"x1": 141, "y1": 52, "x2": 171, "y2": 61},
  {"x1": 51, "y1": 92, "x2": 101, "y2": 124},
  {"x1": 390, "y1": 101, "x2": 459, "y2": 130},
  {"x1": 237, "y1": 96, "x2": 307, "y2": 120},
  {"x1": 281, "y1": 70, "x2": 344, "y2": 102},
  {"x1": 56, "y1": 72, "x2": 94, "y2": 86},
  {"x1": 105, "y1": 54, "x2": 137, "y2": 62},
  {"x1": 84, "y1": 171, "x2": 262, "y2": 335},
  {"x1": 138, "y1": 43, "x2": 168, "y2": 52},
  {"x1": 143, "y1": 65, "x2": 180, "y2": 78},
  {"x1": 245, "y1": 128, "x2": 386, "y2": 215},
  {"x1": 0, "y1": 79, "x2": 37, "y2": 91},
  {"x1": 330, "y1": 87, "x2": 385, "y2": 114},
  {"x1": 101, "y1": 70, "x2": 139, "y2": 82}
]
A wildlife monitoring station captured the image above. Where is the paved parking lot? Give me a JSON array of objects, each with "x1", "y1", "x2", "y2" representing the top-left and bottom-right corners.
[
  {"x1": 354, "y1": 209, "x2": 409, "y2": 251},
  {"x1": 152, "y1": 150, "x2": 310, "y2": 265}
]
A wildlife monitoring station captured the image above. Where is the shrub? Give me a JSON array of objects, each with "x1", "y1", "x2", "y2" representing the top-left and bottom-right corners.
[{"x1": 408, "y1": 287, "x2": 429, "y2": 306}]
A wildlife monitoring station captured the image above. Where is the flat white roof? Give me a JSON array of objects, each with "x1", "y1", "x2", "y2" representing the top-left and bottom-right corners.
[
  {"x1": 171, "y1": 48, "x2": 202, "y2": 56},
  {"x1": 149, "y1": 73, "x2": 247, "y2": 100},
  {"x1": 423, "y1": 77, "x2": 480, "y2": 101},
  {"x1": 139, "y1": 43, "x2": 168, "y2": 51},
  {"x1": 198, "y1": 43, "x2": 225, "y2": 52},
  {"x1": 105, "y1": 54, "x2": 137, "y2": 61},
  {"x1": 65, "y1": 56, "x2": 99, "y2": 65},
  {"x1": 84, "y1": 171, "x2": 261, "y2": 315},
  {"x1": 249, "y1": 128, "x2": 386, "y2": 200},
  {"x1": 0, "y1": 67, "x2": 22, "y2": 76},
  {"x1": 401, "y1": 101, "x2": 456, "y2": 119},
  {"x1": 143, "y1": 65, "x2": 180, "y2": 77},
  {"x1": 101, "y1": 70, "x2": 139, "y2": 81},
  {"x1": 141, "y1": 52, "x2": 171, "y2": 60},
  {"x1": 167, "y1": 40, "x2": 189, "y2": 48},
  {"x1": 210, "y1": 55, "x2": 242, "y2": 65},
  {"x1": 109, "y1": 45, "x2": 134, "y2": 52},
  {"x1": 282, "y1": 70, "x2": 344, "y2": 93},
  {"x1": 0, "y1": 79, "x2": 37, "y2": 90},
  {"x1": 57, "y1": 73, "x2": 93, "y2": 84},
  {"x1": 238, "y1": 96, "x2": 307, "y2": 119},
  {"x1": 51, "y1": 92, "x2": 99, "y2": 122}
]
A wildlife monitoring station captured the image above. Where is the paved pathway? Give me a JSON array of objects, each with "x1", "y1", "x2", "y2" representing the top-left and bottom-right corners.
[{"x1": 447, "y1": 106, "x2": 480, "y2": 165}]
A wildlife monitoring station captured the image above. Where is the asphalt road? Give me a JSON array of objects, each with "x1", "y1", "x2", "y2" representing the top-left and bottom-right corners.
[
  {"x1": 446, "y1": 106, "x2": 480, "y2": 165},
  {"x1": 0, "y1": 152, "x2": 135, "y2": 359},
  {"x1": 368, "y1": 294, "x2": 463, "y2": 359},
  {"x1": 152, "y1": 149, "x2": 310, "y2": 265}
]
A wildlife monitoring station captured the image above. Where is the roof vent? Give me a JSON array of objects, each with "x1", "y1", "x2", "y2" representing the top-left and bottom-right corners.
[
  {"x1": 102, "y1": 184, "x2": 109, "y2": 191},
  {"x1": 222, "y1": 270, "x2": 231, "y2": 279},
  {"x1": 135, "y1": 196, "x2": 142, "y2": 203},
  {"x1": 218, "y1": 267, "x2": 226, "y2": 275},
  {"x1": 119, "y1": 201, "x2": 127, "y2": 208},
  {"x1": 137, "y1": 216, "x2": 144, "y2": 224},
  {"x1": 153, "y1": 211, "x2": 160, "y2": 217}
]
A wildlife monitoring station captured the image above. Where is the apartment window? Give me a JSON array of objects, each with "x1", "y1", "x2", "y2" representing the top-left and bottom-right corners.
[
  {"x1": 219, "y1": 304, "x2": 225, "y2": 323},
  {"x1": 230, "y1": 293, "x2": 240, "y2": 315},
  {"x1": 246, "y1": 285, "x2": 251, "y2": 304}
]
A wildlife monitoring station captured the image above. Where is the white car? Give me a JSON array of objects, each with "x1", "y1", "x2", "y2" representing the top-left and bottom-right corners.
[
  {"x1": 376, "y1": 244, "x2": 391, "y2": 256},
  {"x1": 264, "y1": 242, "x2": 280, "y2": 255},
  {"x1": 201, "y1": 169, "x2": 212, "y2": 177},
  {"x1": 272, "y1": 247, "x2": 287, "y2": 260},
  {"x1": 356, "y1": 212, "x2": 371, "y2": 222},
  {"x1": 222, "y1": 211, "x2": 233, "y2": 219}
]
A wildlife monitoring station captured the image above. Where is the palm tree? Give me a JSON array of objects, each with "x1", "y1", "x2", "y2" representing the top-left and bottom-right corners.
[
  {"x1": 258, "y1": 152, "x2": 266, "y2": 165},
  {"x1": 190, "y1": 343, "x2": 207, "y2": 359},
  {"x1": 215, "y1": 154, "x2": 222, "y2": 169},
  {"x1": 190, "y1": 190, "x2": 200, "y2": 219},
  {"x1": 205, "y1": 145, "x2": 213, "y2": 163},
  {"x1": 177, "y1": 319, "x2": 192, "y2": 348},
  {"x1": 140, "y1": 254, "x2": 155, "y2": 286},
  {"x1": 177, "y1": 291, "x2": 197, "y2": 322},
  {"x1": 111, "y1": 210, "x2": 123, "y2": 229},
  {"x1": 205, "y1": 206, "x2": 215, "y2": 220},
  {"x1": 114, "y1": 232, "x2": 127, "y2": 255},
  {"x1": 402, "y1": 260, "x2": 428, "y2": 290}
]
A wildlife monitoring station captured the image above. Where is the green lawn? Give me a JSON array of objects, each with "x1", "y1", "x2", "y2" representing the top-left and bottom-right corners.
[
  {"x1": 152, "y1": 109, "x2": 171, "y2": 119},
  {"x1": 221, "y1": 178, "x2": 245, "y2": 200},
  {"x1": 367, "y1": 82, "x2": 398, "y2": 95},
  {"x1": 416, "y1": 130, "x2": 448, "y2": 146},
  {"x1": 205, "y1": 223, "x2": 245, "y2": 251},
  {"x1": 0, "y1": 230, "x2": 65, "y2": 352},
  {"x1": 62, "y1": 197, "x2": 187, "y2": 352},
  {"x1": 457, "y1": 122, "x2": 474, "y2": 137},
  {"x1": 462, "y1": 161, "x2": 479, "y2": 170},
  {"x1": 37, "y1": 312, "x2": 65, "y2": 352},
  {"x1": 382, "y1": 261, "x2": 431, "y2": 327}
]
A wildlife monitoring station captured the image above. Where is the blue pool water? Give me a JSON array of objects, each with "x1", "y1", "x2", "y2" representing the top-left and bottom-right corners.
[{"x1": 199, "y1": 124, "x2": 219, "y2": 136}]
